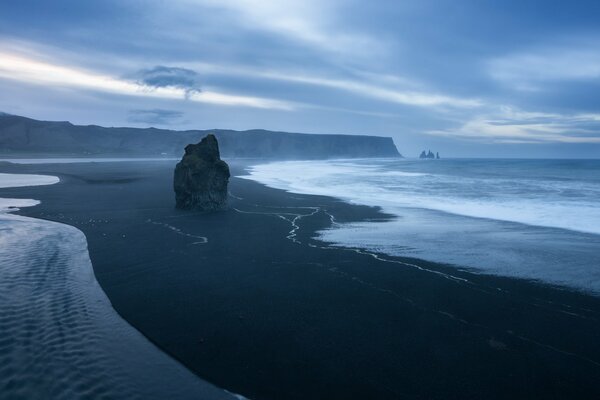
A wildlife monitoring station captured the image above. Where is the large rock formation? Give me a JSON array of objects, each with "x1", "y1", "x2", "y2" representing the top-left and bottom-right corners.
[{"x1": 174, "y1": 134, "x2": 230, "y2": 211}]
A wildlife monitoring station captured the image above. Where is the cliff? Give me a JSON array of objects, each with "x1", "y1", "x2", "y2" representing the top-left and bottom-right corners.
[{"x1": 0, "y1": 114, "x2": 401, "y2": 159}]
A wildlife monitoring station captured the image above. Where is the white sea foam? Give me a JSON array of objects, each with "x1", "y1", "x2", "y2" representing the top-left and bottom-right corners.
[
  {"x1": 240, "y1": 159, "x2": 600, "y2": 294},
  {"x1": 0, "y1": 197, "x2": 39, "y2": 212},
  {"x1": 0, "y1": 173, "x2": 56, "y2": 211},
  {"x1": 0, "y1": 172, "x2": 59, "y2": 187},
  {"x1": 0, "y1": 173, "x2": 237, "y2": 399},
  {"x1": 240, "y1": 160, "x2": 600, "y2": 235}
]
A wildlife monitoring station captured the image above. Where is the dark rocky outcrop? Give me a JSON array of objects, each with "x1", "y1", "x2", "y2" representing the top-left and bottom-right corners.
[
  {"x1": 174, "y1": 135, "x2": 230, "y2": 211},
  {"x1": 0, "y1": 114, "x2": 401, "y2": 159},
  {"x1": 419, "y1": 150, "x2": 437, "y2": 159}
]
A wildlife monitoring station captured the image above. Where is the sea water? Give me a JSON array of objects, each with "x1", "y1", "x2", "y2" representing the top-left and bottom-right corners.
[{"x1": 241, "y1": 158, "x2": 600, "y2": 295}]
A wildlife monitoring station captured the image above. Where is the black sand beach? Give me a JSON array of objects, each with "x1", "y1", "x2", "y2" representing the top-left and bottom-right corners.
[{"x1": 2, "y1": 160, "x2": 600, "y2": 399}]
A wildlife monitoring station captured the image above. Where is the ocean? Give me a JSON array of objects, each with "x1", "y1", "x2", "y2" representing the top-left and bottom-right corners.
[{"x1": 241, "y1": 158, "x2": 600, "y2": 295}]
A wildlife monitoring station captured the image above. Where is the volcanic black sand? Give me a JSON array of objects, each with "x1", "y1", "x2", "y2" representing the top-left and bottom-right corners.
[{"x1": 2, "y1": 160, "x2": 600, "y2": 399}]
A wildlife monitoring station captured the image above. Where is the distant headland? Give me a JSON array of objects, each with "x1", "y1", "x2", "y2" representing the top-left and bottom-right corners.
[{"x1": 0, "y1": 114, "x2": 401, "y2": 160}]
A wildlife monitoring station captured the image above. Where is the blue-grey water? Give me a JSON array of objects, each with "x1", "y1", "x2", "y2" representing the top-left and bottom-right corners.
[{"x1": 242, "y1": 158, "x2": 600, "y2": 295}]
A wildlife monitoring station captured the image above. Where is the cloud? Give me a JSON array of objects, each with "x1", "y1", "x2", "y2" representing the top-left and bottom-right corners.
[
  {"x1": 0, "y1": 51, "x2": 295, "y2": 110},
  {"x1": 488, "y1": 41, "x2": 600, "y2": 90},
  {"x1": 135, "y1": 66, "x2": 201, "y2": 95},
  {"x1": 427, "y1": 107, "x2": 600, "y2": 143},
  {"x1": 256, "y1": 71, "x2": 484, "y2": 109},
  {"x1": 128, "y1": 109, "x2": 184, "y2": 125},
  {"x1": 3, "y1": 1, "x2": 600, "y2": 157},
  {"x1": 181, "y1": 61, "x2": 482, "y2": 109},
  {"x1": 187, "y1": 0, "x2": 385, "y2": 60}
]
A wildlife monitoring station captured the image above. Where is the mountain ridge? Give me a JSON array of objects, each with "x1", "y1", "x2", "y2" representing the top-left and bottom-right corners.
[{"x1": 0, "y1": 114, "x2": 401, "y2": 159}]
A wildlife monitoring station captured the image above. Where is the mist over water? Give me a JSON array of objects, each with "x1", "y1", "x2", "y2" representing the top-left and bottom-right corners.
[{"x1": 242, "y1": 158, "x2": 600, "y2": 294}]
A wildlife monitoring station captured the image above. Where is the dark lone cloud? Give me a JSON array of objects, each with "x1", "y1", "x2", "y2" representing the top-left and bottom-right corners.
[
  {"x1": 135, "y1": 66, "x2": 201, "y2": 95},
  {"x1": 128, "y1": 109, "x2": 184, "y2": 125}
]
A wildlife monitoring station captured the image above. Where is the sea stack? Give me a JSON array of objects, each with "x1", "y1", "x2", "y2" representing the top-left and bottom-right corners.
[
  {"x1": 174, "y1": 134, "x2": 230, "y2": 211},
  {"x1": 419, "y1": 150, "x2": 436, "y2": 159}
]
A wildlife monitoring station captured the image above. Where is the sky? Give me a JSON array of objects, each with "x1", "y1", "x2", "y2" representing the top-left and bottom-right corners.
[{"x1": 1, "y1": 0, "x2": 600, "y2": 158}]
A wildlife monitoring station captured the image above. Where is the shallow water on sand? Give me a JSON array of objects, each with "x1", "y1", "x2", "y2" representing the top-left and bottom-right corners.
[
  {"x1": 0, "y1": 174, "x2": 236, "y2": 400},
  {"x1": 241, "y1": 158, "x2": 600, "y2": 295}
]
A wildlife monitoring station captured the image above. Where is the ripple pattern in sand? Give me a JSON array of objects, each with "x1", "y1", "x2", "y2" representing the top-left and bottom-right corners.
[{"x1": 0, "y1": 212, "x2": 236, "y2": 400}]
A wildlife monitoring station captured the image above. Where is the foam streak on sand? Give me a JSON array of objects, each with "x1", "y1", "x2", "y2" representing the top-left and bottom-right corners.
[
  {"x1": 147, "y1": 219, "x2": 209, "y2": 244},
  {"x1": 0, "y1": 174, "x2": 236, "y2": 399}
]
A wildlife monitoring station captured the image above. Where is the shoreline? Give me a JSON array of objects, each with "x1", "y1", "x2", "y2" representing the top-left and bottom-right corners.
[
  {"x1": 0, "y1": 171, "x2": 238, "y2": 399},
  {"x1": 2, "y1": 159, "x2": 600, "y2": 399},
  {"x1": 240, "y1": 158, "x2": 600, "y2": 295}
]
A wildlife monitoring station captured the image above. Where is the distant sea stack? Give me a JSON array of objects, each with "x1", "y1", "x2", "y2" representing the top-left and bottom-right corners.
[
  {"x1": 174, "y1": 134, "x2": 230, "y2": 211},
  {"x1": 419, "y1": 150, "x2": 440, "y2": 159}
]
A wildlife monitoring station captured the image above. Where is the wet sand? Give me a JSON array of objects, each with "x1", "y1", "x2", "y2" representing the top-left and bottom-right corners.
[
  {"x1": 0, "y1": 213, "x2": 237, "y2": 400},
  {"x1": 2, "y1": 159, "x2": 600, "y2": 399},
  {"x1": 0, "y1": 170, "x2": 237, "y2": 400}
]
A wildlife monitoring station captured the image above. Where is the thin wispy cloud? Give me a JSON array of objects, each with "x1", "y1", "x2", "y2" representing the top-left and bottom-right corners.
[
  {"x1": 252, "y1": 71, "x2": 483, "y2": 109},
  {"x1": 128, "y1": 109, "x2": 184, "y2": 125},
  {"x1": 188, "y1": 0, "x2": 384, "y2": 60},
  {"x1": 180, "y1": 61, "x2": 482, "y2": 109},
  {"x1": 0, "y1": 51, "x2": 295, "y2": 110},
  {"x1": 488, "y1": 41, "x2": 600, "y2": 90},
  {"x1": 428, "y1": 107, "x2": 600, "y2": 144},
  {"x1": 0, "y1": 41, "x2": 480, "y2": 115}
]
